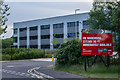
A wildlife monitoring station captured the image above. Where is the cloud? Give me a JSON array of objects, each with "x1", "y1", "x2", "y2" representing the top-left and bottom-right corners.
[{"x1": 3, "y1": 2, "x2": 92, "y2": 39}]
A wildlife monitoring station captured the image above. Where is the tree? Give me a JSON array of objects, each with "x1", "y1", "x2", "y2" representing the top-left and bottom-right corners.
[
  {"x1": 0, "y1": 0, "x2": 10, "y2": 36},
  {"x1": 2, "y1": 37, "x2": 13, "y2": 48},
  {"x1": 111, "y1": 1, "x2": 120, "y2": 55},
  {"x1": 51, "y1": 34, "x2": 57, "y2": 49},
  {"x1": 87, "y1": 0, "x2": 120, "y2": 55},
  {"x1": 63, "y1": 35, "x2": 68, "y2": 43},
  {"x1": 56, "y1": 39, "x2": 82, "y2": 65}
]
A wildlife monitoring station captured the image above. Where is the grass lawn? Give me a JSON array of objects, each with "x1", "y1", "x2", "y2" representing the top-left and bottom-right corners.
[{"x1": 55, "y1": 64, "x2": 119, "y2": 78}]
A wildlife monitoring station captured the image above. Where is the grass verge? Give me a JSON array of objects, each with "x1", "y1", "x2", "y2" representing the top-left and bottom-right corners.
[{"x1": 55, "y1": 64, "x2": 119, "y2": 78}]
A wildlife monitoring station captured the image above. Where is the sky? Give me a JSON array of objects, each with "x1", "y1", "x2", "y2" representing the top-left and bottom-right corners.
[{"x1": 1, "y1": 0, "x2": 93, "y2": 39}]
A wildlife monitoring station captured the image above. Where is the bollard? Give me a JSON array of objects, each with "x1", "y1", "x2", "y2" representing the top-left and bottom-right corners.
[{"x1": 52, "y1": 54, "x2": 54, "y2": 61}]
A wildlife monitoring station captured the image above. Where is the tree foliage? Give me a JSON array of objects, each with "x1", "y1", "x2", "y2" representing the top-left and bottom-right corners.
[
  {"x1": 56, "y1": 39, "x2": 83, "y2": 65},
  {"x1": 87, "y1": 0, "x2": 120, "y2": 55},
  {"x1": 51, "y1": 34, "x2": 57, "y2": 47},
  {"x1": 2, "y1": 37, "x2": 13, "y2": 48},
  {"x1": 0, "y1": 0, "x2": 10, "y2": 35}
]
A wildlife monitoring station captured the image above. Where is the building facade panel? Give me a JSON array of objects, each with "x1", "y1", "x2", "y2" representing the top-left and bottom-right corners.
[
  {"x1": 41, "y1": 29, "x2": 50, "y2": 35},
  {"x1": 53, "y1": 28, "x2": 63, "y2": 34},
  {"x1": 41, "y1": 39, "x2": 50, "y2": 45},
  {"x1": 30, "y1": 40, "x2": 38, "y2": 45},
  {"x1": 29, "y1": 30, "x2": 38, "y2": 36},
  {"x1": 19, "y1": 31, "x2": 27, "y2": 37},
  {"x1": 20, "y1": 40, "x2": 27, "y2": 46}
]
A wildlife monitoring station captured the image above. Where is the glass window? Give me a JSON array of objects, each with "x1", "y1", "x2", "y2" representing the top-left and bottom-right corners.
[
  {"x1": 41, "y1": 45, "x2": 50, "y2": 49},
  {"x1": 30, "y1": 26, "x2": 38, "y2": 31},
  {"x1": 41, "y1": 25, "x2": 50, "y2": 30},
  {"x1": 20, "y1": 45, "x2": 27, "y2": 48},
  {"x1": 67, "y1": 21, "x2": 79, "y2": 27},
  {"x1": 41, "y1": 35, "x2": 50, "y2": 39},
  {"x1": 20, "y1": 37, "x2": 27, "y2": 40},
  {"x1": 30, "y1": 45, "x2": 38, "y2": 48},
  {"x1": 54, "y1": 34, "x2": 63, "y2": 38},
  {"x1": 20, "y1": 28, "x2": 27, "y2": 32},
  {"x1": 83, "y1": 21, "x2": 89, "y2": 26},
  {"x1": 30, "y1": 36, "x2": 38, "y2": 40},
  {"x1": 67, "y1": 22, "x2": 75, "y2": 27},
  {"x1": 77, "y1": 21, "x2": 79, "y2": 26},
  {"x1": 14, "y1": 29, "x2": 17, "y2": 35},
  {"x1": 83, "y1": 21, "x2": 90, "y2": 29},
  {"x1": 68, "y1": 33, "x2": 75, "y2": 38},
  {"x1": 53, "y1": 23, "x2": 64, "y2": 28},
  {"x1": 13, "y1": 37, "x2": 17, "y2": 43}
]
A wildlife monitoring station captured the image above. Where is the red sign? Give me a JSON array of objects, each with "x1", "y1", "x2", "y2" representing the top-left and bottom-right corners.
[{"x1": 82, "y1": 33, "x2": 113, "y2": 55}]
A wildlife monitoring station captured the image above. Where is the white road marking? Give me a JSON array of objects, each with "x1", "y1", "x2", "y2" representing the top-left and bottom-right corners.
[
  {"x1": 34, "y1": 70, "x2": 54, "y2": 78},
  {"x1": 3, "y1": 70, "x2": 7, "y2": 72},
  {"x1": 25, "y1": 74, "x2": 30, "y2": 77},
  {"x1": 28, "y1": 67, "x2": 43, "y2": 79},
  {"x1": 19, "y1": 73, "x2": 25, "y2": 76},
  {"x1": 15, "y1": 72, "x2": 21, "y2": 75},
  {"x1": 6, "y1": 71, "x2": 10, "y2": 73},
  {"x1": 7, "y1": 66, "x2": 14, "y2": 68},
  {"x1": 28, "y1": 66, "x2": 54, "y2": 79},
  {"x1": 8, "y1": 70, "x2": 12, "y2": 73},
  {"x1": 11, "y1": 71, "x2": 16, "y2": 74},
  {"x1": 31, "y1": 76, "x2": 36, "y2": 78},
  {"x1": 2, "y1": 69, "x2": 33, "y2": 78}
]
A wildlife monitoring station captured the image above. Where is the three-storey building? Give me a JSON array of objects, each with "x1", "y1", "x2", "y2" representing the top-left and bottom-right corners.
[{"x1": 13, "y1": 12, "x2": 89, "y2": 49}]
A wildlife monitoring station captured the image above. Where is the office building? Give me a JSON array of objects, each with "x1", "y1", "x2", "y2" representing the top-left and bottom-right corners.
[{"x1": 13, "y1": 12, "x2": 89, "y2": 49}]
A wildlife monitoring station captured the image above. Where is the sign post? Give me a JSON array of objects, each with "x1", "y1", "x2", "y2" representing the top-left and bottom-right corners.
[{"x1": 84, "y1": 56, "x2": 87, "y2": 71}]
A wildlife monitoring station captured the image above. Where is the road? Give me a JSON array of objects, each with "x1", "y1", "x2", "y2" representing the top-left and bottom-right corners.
[{"x1": 1, "y1": 58, "x2": 91, "y2": 80}]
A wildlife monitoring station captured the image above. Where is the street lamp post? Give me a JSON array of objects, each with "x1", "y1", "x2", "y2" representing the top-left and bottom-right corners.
[{"x1": 75, "y1": 9, "x2": 80, "y2": 38}]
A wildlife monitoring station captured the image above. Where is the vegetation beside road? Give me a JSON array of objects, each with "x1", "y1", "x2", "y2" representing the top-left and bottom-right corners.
[
  {"x1": 1, "y1": 48, "x2": 56, "y2": 61},
  {"x1": 55, "y1": 64, "x2": 118, "y2": 78},
  {"x1": 55, "y1": 39, "x2": 119, "y2": 78}
]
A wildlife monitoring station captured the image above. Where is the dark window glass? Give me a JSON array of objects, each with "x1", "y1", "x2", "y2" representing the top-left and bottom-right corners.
[
  {"x1": 53, "y1": 23, "x2": 64, "y2": 28},
  {"x1": 30, "y1": 45, "x2": 38, "y2": 48},
  {"x1": 20, "y1": 37, "x2": 27, "y2": 40},
  {"x1": 77, "y1": 21, "x2": 79, "y2": 26},
  {"x1": 20, "y1": 28, "x2": 27, "y2": 32},
  {"x1": 67, "y1": 22, "x2": 75, "y2": 27},
  {"x1": 41, "y1": 45, "x2": 50, "y2": 49},
  {"x1": 68, "y1": 33, "x2": 75, "y2": 38},
  {"x1": 54, "y1": 44, "x2": 60, "y2": 48},
  {"x1": 13, "y1": 46, "x2": 17, "y2": 48},
  {"x1": 41, "y1": 25, "x2": 50, "y2": 30},
  {"x1": 13, "y1": 37, "x2": 17, "y2": 43},
  {"x1": 83, "y1": 21, "x2": 90, "y2": 29},
  {"x1": 54, "y1": 34, "x2": 63, "y2": 38},
  {"x1": 20, "y1": 45, "x2": 27, "y2": 48},
  {"x1": 67, "y1": 21, "x2": 79, "y2": 27},
  {"x1": 41, "y1": 35, "x2": 50, "y2": 39},
  {"x1": 83, "y1": 21, "x2": 89, "y2": 26},
  {"x1": 14, "y1": 29, "x2": 17, "y2": 35},
  {"x1": 30, "y1": 36, "x2": 38, "y2": 40},
  {"x1": 30, "y1": 26, "x2": 38, "y2": 31}
]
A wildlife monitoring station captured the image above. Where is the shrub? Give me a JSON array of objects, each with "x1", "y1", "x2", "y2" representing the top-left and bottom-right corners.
[
  {"x1": 2, "y1": 54, "x2": 11, "y2": 61},
  {"x1": 56, "y1": 39, "x2": 83, "y2": 66},
  {"x1": 2, "y1": 48, "x2": 46, "y2": 60}
]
